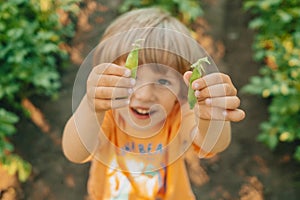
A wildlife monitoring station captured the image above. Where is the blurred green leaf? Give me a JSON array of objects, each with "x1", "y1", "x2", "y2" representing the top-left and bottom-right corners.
[
  {"x1": 277, "y1": 9, "x2": 292, "y2": 23},
  {"x1": 0, "y1": 109, "x2": 19, "y2": 124},
  {"x1": 257, "y1": 131, "x2": 278, "y2": 150},
  {"x1": 249, "y1": 18, "x2": 265, "y2": 29},
  {"x1": 294, "y1": 146, "x2": 300, "y2": 162}
]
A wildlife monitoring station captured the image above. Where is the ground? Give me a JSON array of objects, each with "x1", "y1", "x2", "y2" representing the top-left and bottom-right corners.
[{"x1": 10, "y1": 0, "x2": 300, "y2": 199}]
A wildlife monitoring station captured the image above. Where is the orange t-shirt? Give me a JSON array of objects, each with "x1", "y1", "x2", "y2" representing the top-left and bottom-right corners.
[{"x1": 87, "y1": 103, "x2": 213, "y2": 200}]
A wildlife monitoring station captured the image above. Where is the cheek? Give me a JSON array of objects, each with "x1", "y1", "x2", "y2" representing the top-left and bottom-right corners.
[
  {"x1": 161, "y1": 81, "x2": 182, "y2": 98},
  {"x1": 170, "y1": 81, "x2": 184, "y2": 100},
  {"x1": 160, "y1": 93, "x2": 177, "y2": 113}
]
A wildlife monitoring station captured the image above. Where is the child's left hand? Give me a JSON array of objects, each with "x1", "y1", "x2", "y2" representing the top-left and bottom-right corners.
[{"x1": 183, "y1": 72, "x2": 245, "y2": 122}]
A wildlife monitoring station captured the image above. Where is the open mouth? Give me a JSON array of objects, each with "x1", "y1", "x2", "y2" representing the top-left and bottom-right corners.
[
  {"x1": 134, "y1": 108, "x2": 150, "y2": 115},
  {"x1": 131, "y1": 107, "x2": 154, "y2": 119}
]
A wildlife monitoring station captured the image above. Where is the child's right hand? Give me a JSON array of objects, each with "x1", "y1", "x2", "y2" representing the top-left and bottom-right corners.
[{"x1": 86, "y1": 63, "x2": 135, "y2": 112}]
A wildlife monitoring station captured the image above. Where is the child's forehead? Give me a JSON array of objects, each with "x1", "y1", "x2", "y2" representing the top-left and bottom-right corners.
[{"x1": 138, "y1": 63, "x2": 181, "y2": 77}]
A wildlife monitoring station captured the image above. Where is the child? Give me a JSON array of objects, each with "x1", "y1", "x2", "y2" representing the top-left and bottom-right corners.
[{"x1": 62, "y1": 8, "x2": 245, "y2": 200}]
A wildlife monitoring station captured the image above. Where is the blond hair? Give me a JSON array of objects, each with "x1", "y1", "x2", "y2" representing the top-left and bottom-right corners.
[{"x1": 93, "y1": 8, "x2": 207, "y2": 75}]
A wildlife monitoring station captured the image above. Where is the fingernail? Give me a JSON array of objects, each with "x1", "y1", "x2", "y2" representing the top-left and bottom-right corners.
[
  {"x1": 193, "y1": 83, "x2": 200, "y2": 89},
  {"x1": 124, "y1": 69, "x2": 131, "y2": 77},
  {"x1": 222, "y1": 110, "x2": 227, "y2": 117},
  {"x1": 130, "y1": 78, "x2": 136, "y2": 86},
  {"x1": 205, "y1": 98, "x2": 212, "y2": 105},
  {"x1": 128, "y1": 88, "x2": 133, "y2": 94},
  {"x1": 195, "y1": 90, "x2": 200, "y2": 97}
]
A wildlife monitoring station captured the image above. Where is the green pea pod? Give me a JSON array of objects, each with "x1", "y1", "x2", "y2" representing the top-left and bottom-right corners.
[
  {"x1": 125, "y1": 39, "x2": 144, "y2": 79},
  {"x1": 188, "y1": 68, "x2": 201, "y2": 109},
  {"x1": 188, "y1": 57, "x2": 210, "y2": 109}
]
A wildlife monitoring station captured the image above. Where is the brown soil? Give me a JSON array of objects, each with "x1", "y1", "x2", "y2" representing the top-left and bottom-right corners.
[
  {"x1": 9, "y1": 0, "x2": 300, "y2": 199},
  {"x1": 0, "y1": 165, "x2": 20, "y2": 200}
]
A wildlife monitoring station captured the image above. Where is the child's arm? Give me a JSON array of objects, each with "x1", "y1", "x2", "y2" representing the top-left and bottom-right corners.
[
  {"x1": 62, "y1": 63, "x2": 134, "y2": 163},
  {"x1": 182, "y1": 72, "x2": 245, "y2": 156}
]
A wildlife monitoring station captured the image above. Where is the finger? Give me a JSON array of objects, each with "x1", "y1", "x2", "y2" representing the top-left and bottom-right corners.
[
  {"x1": 195, "y1": 105, "x2": 245, "y2": 122},
  {"x1": 195, "y1": 105, "x2": 227, "y2": 121},
  {"x1": 94, "y1": 87, "x2": 133, "y2": 99},
  {"x1": 204, "y1": 96, "x2": 241, "y2": 110},
  {"x1": 192, "y1": 73, "x2": 234, "y2": 90},
  {"x1": 93, "y1": 63, "x2": 131, "y2": 77},
  {"x1": 225, "y1": 109, "x2": 246, "y2": 122},
  {"x1": 183, "y1": 71, "x2": 192, "y2": 86},
  {"x1": 93, "y1": 98, "x2": 130, "y2": 112},
  {"x1": 96, "y1": 75, "x2": 136, "y2": 88},
  {"x1": 195, "y1": 83, "x2": 237, "y2": 101}
]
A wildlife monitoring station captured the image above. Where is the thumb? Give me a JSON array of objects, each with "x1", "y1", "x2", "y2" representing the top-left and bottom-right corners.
[{"x1": 183, "y1": 71, "x2": 192, "y2": 86}]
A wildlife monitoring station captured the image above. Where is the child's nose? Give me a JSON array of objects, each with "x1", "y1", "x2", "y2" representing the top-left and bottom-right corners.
[{"x1": 133, "y1": 84, "x2": 156, "y2": 102}]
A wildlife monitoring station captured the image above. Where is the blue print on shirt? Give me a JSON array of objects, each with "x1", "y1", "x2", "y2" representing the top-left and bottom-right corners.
[
  {"x1": 138, "y1": 144, "x2": 145, "y2": 153},
  {"x1": 121, "y1": 142, "x2": 163, "y2": 154}
]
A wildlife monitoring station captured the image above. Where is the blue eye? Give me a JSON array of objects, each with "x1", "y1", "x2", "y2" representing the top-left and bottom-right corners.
[{"x1": 158, "y1": 79, "x2": 171, "y2": 85}]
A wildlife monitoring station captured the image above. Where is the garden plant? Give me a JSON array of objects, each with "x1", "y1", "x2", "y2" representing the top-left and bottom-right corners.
[
  {"x1": 243, "y1": 0, "x2": 300, "y2": 161},
  {"x1": 0, "y1": 0, "x2": 80, "y2": 182}
]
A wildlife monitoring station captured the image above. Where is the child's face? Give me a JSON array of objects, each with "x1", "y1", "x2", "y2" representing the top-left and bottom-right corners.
[{"x1": 116, "y1": 64, "x2": 183, "y2": 132}]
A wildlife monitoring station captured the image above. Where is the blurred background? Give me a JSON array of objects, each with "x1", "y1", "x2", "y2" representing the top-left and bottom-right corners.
[{"x1": 1, "y1": 0, "x2": 300, "y2": 199}]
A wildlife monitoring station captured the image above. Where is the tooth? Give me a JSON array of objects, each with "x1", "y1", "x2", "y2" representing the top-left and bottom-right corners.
[{"x1": 136, "y1": 108, "x2": 149, "y2": 114}]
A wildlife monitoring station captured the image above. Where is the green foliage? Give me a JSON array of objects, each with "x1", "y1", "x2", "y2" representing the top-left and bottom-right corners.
[
  {"x1": 0, "y1": 109, "x2": 18, "y2": 157},
  {"x1": 1, "y1": 154, "x2": 32, "y2": 182},
  {"x1": 0, "y1": 0, "x2": 80, "y2": 181},
  {"x1": 243, "y1": 0, "x2": 300, "y2": 161},
  {"x1": 119, "y1": 0, "x2": 203, "y2": 24},
  {"x1": 0, "y1": 108, "x2": 31, "y2": 182}
]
